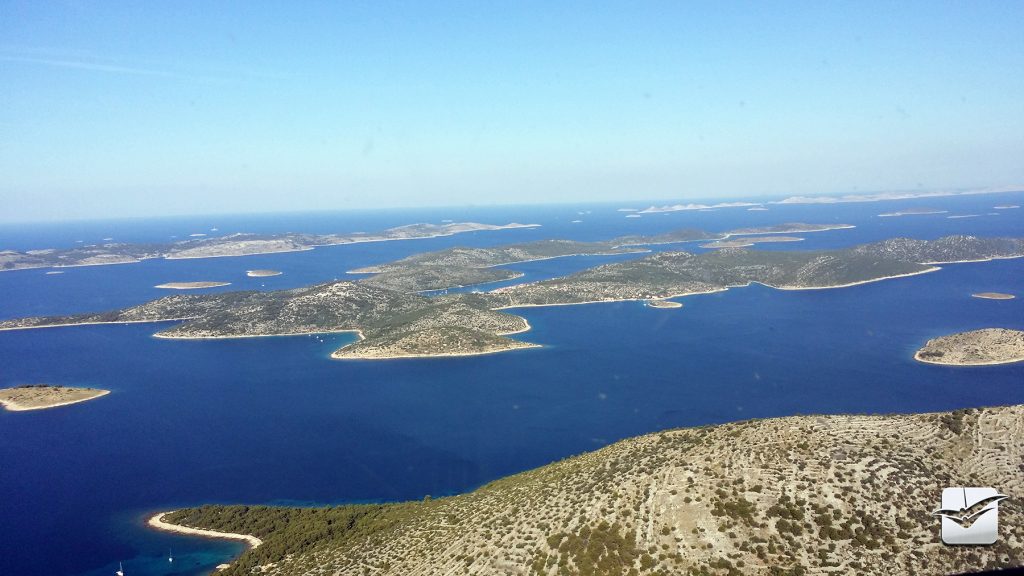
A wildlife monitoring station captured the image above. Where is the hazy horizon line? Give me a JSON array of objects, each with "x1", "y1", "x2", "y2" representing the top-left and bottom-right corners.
[{"x1": 1, "y1": 185, "x2": 1021, "y2": 227}]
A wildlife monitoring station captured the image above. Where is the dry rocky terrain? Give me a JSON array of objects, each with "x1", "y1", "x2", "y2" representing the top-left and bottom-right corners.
[
  {"x1": 487, "y1": 235, "x2": 1023, "y2": 307},
  {"x1": 154, "y1": 281, "x2": 231, "y2": 289},
  {"x1": 700, "y1": 236, "x2": 803, "y2": 249},
  {"x1": 972, "y1": 292, "x2": 1015, "y2": 300},
  {"x1": 164, "y1": 405, "x2": 1024, "y2": 576},
  {"x1": 0, "y1": 222, "x2": 536, "y2": 271},
  {"x1": 916, "y1": 329, "x2": 1024, "y2": 365},
  {"x1": 0, "y1": 385, "x2": 109, "y2": 410}
]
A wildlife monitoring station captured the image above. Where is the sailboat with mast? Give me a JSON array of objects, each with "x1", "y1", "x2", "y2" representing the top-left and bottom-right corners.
[{"x1": 115, "y1": 561, "x2": 124, "y2": 576}]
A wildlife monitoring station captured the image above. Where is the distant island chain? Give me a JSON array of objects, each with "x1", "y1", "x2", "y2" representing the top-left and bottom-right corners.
[
  {"x1": 0, "y1": 221, "x2": 540, "y2": 272},
  {"x1": 1, "y1": 226, "x2": 1021, "y2": 362}
]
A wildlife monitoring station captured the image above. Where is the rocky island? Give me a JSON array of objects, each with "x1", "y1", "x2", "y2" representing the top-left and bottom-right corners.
[
  {"x1": 878, "y1": 208, "x2": 948, "y2": 217},
  {"x1": 349, "y1": 223, "x2": 855, "y2": 293},
  {"x1": 349, "y1": 239, "x2": 654, "y2": 293},
  {"x1": 972, "y1": 292, "x2": 1015, "y2": 300},
  {"x1": 645, "y1": 299, "x2": 683, "y2": 309},
  {"x1": 700, "y1": 235, "x2": 803, "y2": 249},
  {"x1": 350, "y1": 239, "x2": 654, "y2": 273},
  {"x1": 637, "y1": 201, "x2": 761, "y2": 213},
  {"x1": 151, "y1": 405, "x2": 1024, "y2": 576},
  {"x1": 0, "y1": 282, "x2": 536, "y2": 359},
  {"x1": 0, "y1": 222, "x2": 539, "y2": 272},
  {"x1": 915, "y1": 328, "x2": 1024, "y2": 365},
  {"x1": 246, "y1": 270, "x2": 282, "y2": 277},
  {"x1": 487, "y1": 235, "x2": 1024, "y2": 307},
  {"x1": 155, "y1": 282, "x2": 231, "y2": 290},
  {"x1": 722, "y1": 222, "x2": 854, "y2": 235},
  {"x1": 1, "y1": 234, "x2": 1021, "y2": 360},
  {"x1": 0, "y1": 385, "x2": 110, "y2": 411},
  {"x1": 611, "y1": 228, "x2": 723, "y2": 246},
  {"x1": 332, "y1": 325, "x2": 540, "y2": 359}
]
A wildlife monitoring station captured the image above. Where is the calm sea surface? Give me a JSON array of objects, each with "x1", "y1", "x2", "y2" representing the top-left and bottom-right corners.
[{"x1": 1, "y1": 195, "x2": 1022, "y2": 575}]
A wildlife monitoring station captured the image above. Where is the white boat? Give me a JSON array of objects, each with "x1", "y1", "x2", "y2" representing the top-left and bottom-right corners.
[
  {"x1": 169, "y1": 548, "x2": 173, "y2": 562},
  {"x1": 115, "y1": 561, "x2": 124, "y2": 576}
]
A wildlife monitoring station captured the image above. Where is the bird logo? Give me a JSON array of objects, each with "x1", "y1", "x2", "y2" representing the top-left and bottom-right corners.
[{"x1": 934, "y1": 487, "x2": 1008, "y2": 545}]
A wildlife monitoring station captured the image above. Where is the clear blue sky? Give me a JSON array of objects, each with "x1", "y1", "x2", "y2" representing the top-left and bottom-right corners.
[{"x1": 2, "y1": 1, "x2": 1022, "y2": 222}]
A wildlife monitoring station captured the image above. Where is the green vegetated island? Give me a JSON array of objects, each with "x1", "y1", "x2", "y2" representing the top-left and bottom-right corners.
[
  {"x1": 0, "y1": 385, "x2": 109, "y2": 411},
  {"x1": 0, "y1": 221, "x2": 540, "y2": 271},
  {"x1": 149, "y1": 405, "x2": 1024, "y2": 575},
  {"x1": 1, "y1": 228, "x2": 1022, "y2": 360}
]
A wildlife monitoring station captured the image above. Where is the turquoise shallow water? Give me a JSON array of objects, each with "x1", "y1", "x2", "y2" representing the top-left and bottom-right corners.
[{"x1": 0, "y1": 195, "x2": 1022, "y2": 575}]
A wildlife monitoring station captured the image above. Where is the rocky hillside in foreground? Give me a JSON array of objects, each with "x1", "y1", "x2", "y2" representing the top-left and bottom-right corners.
[{"x1": 163, "y1": 405, "x2": 1024, "y2": 576}]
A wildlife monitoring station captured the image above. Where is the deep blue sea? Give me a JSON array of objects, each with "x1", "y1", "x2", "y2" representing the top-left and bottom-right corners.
[{"x1": 1, "y1": 194, "x2": 1022, "y2": 576}]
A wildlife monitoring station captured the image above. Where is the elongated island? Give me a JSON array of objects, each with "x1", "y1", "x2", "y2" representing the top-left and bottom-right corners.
[
  {"x1": 155, "y1": 281, "x2": 231, "y2": 290},
  {"x1": 0, "y1": 385, "x2": 109, "y2": 411},
  {"x1": 878, "y1": 208, "x2": 948, "y2": 217},
  {"x1": 0, "y1": 221, "x2": 541, "y2": 272},
  {"x1": 700, "y1": 235, "x2": 803, "y2": 249},
  {"x1": 972, "y1": 292, "x2": 1015, "y2": 300},
  {"x1": 246, "y1": 269, "x2": 282, "y2": 277}
]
